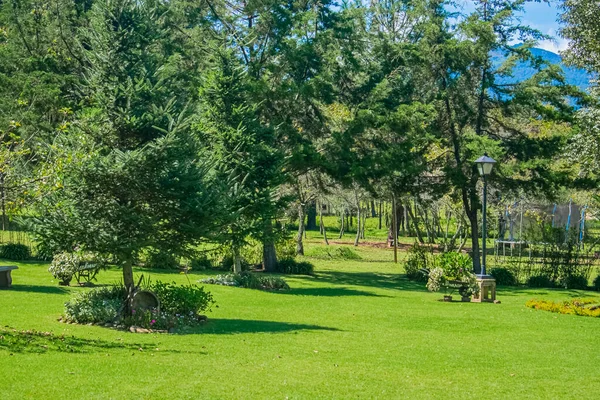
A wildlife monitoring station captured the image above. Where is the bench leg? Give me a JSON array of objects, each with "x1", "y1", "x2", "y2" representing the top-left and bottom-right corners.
[{"x1": 0, "y1": 271, "x2": 12, "y2": 288}]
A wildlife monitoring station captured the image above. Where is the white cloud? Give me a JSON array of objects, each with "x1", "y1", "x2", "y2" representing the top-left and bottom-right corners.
[{"x1": 537, "y1": 37, "x2": 570, "y2": 54}]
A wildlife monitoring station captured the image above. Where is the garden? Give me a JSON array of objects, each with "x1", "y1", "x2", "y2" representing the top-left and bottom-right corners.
[
  {"x1": 2, "y1": 228, "x2": 600, "y2": 399},
  {"x1": 2, "y1": 0, "x2": 600, "y2": 398}
]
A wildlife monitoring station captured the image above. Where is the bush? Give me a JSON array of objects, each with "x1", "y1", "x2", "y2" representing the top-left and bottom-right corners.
[
  {"x1": 145, "y1": 251, "x2": 180, "y2": 270},
  {"x1": 275, "y1": 258, "x2": 314, "y2": 275},
  {"x1": 490, "y1": 268, "x2": 518, "y2": 286},
  {"x1": 63, "y1": 281, "x2": 215, "y2": 331},
  {"x1": 64, "y1": 286, "x2": 126, "y2": 324},
  {"x1": 594, "y1": 275, "x2": 600, "y2": 291},
  {"x1": 526, "y1": 298, "x2": 600, "y2": 318},
  {"x1": 563, "y1": 275, "x2": 589, "y2": 290},
  {"x1": 49, "y1": 252, "x2": 81, "y2": 285},
  {"x1": 149, "y1": 281, "x2": 214, "y2": 316},
  {"x1": 404, "y1": 244, "x2": 429, "y2": 282},
  {"x1": 201, "y1": 272, "x2": 290, "y2": 290},
  {"x1": 527, "y1": 275, "x2": 555, "y2": 288},
  {"x1": 0, "y1": 243, "x2": 31, "y2": 260},
  {"x1": 306, "y1": 246, "x2": 361, "y2": 260},
  {"x1": 190, "y1": 255, "x2": 212, "y2": 270},
  {"x1": 49, "y1": 252, "x2": 107, "y2": 285}
]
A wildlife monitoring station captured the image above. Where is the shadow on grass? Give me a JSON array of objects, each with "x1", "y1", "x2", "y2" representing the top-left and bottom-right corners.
[
  {"x1": 496, "y1": 286, "x2": 597, "y2": 298},
  {"x1": 303, "y1": 270, "x2": 428, "y2": 293},
  {"x1": 8, "y1": 285, "x2": 70, "y2": 295},
  {"x1": 277, "y1": 287, "x2": 388, "y2": 297},
  {"x1": 0, "y1": 327, "x2": 194, "y2": 355},
  {"x1": 187, "y1": 318, "x2": 340, "y2": 335}
]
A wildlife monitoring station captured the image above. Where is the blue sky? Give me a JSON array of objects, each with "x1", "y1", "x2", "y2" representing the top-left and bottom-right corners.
[{"x1": 457, "y1": 0, "x2": 567, "y2": 53}]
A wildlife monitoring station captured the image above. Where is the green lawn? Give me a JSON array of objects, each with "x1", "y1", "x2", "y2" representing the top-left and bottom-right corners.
[{"x1": 1, "y1": 241, "x2": 600, "y2": 399}]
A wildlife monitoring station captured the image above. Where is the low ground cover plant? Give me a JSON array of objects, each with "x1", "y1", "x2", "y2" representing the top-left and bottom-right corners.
[
  {"x1": 62, "y1": 281, "x2": 214, "y2": 331},
  {"x1": 526, "y1": 298, "x2": 600, "y2": 318},
  {"x1": 201, "y1": 271, "x2": 290, "y2": 290}
]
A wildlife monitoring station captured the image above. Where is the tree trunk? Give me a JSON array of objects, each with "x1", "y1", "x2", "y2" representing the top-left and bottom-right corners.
[
  {"x1": 378, "y1": 201, "x2": 383, "y2": 230},
  {"x1": 403, "y1": 204, "x2": 410, "y2": 236},
  {"x1": 296, "y1": 203, "x2": 305, "y2": 255},
  {"x1": 354, "y1": 206, "x2": 361, "y2": 246},
  {"x1": 306, "y1": 200, "x2": 317, "y2": 230},
  {"x1": 262, "y1": 220, "x2": 278, "y2": 272},
  {"x1": 370, "y1": 200, "x2": 376, "y2": 217},
  {"x1": 233, "y1": 244, "x2": 242, "y2": 273},
  {"x1": 0, "y1": 173, "x2": 6, "y2": 231},
  {"x1": 320, "y1": 201, "x2": 329, "y2": 245},
  {"x1": 339, "y1": 209, "x2": 345, "y2": 239},
  {"x1": 392, "y1": 195, "x2": 398, "y2": 263},
  {"x1": 406, "y1": 205, "x2": 425, "y2": 244}
]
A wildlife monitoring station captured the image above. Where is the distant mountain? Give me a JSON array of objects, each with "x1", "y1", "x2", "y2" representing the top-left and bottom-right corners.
[{"x1": 491, "y1": 47, "x2": 594, "y2": 91}]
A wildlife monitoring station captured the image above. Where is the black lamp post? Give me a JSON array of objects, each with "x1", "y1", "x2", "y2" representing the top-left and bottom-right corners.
[{"x1": 475, "y1": 154, "x2": 496, "y2": 276}]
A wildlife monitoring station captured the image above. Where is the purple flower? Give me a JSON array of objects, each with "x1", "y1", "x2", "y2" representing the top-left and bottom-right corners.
[
  {"x1": 132, "y1": 309, "x2": 136, "y2": 314},
  {"x1": 151, "y1": 319, "x2": 156, "y2": 325}
]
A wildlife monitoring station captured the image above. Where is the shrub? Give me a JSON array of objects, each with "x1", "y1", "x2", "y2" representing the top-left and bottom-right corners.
[
  {"x1": 64, "y1": 286, "x2": 126, "y2": 324},
  {"x1": 594, "y1": 275, "x2": 600, "y2": 291},
  {"x1": 526, "y1": 298, "x2": 600, "y2": 318},
  {"x1": 490, "y1": 268, "x2": 518, "y2": 286},
  {"x1": 201, "y1": 272, "x2": 290, "y2": 290},
  {"x1": 306, "y1": 246, "x2": 361, "y2": 260},
  {"x1": 404, "y1": 244, "x2": 430, "y2": 282},
  {"x1": 276, "y1": 258, "x2": 314, "y2": 275},
  {"x1": 0, "y1": 243, "x2": 31, "y2": 260},
  {"x1": 149, "y1": 281, "x2": 214, "y2": 316},
  {"x1": 563, "y1": 275, "x2": 589, "y2": 290},
  {"x1": 49, "y1": 252, "x2": 80, "y2": 285},
  {"x1": 49, "y1": 252, "x2": 107, "y2": 285},
  {"x1": 190, "y1": 255, "x2": 212, "y2": 270},
  {"x1": 145, "y1": 251, "x2": 180, "y2": 270},
  {"x1": 527, "y1": 275, "x2": 555, "y2": 288}
]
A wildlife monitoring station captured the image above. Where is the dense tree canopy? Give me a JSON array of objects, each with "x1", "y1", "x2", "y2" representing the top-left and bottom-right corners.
[{"x1": 0, "y1": 0, "x2": 593, "y2": 283}]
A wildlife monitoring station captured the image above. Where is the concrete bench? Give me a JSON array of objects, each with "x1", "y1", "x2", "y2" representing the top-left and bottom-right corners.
[{"x1": 0, "y1": 266, "x2": 18, "y2": 288}]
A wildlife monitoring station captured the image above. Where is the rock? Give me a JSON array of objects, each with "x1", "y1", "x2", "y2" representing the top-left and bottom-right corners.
[
  {"x1": 129, "y1": 326, "x2": 137, "y2": 333},
  {"x1": 104, "y1": 323, "x2": 112, "y2": 327}
]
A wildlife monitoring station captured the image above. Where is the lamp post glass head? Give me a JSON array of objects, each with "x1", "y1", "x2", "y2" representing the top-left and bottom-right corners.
[{"x1": 475, "y1": 154, "x2": 496, "y2": 176}]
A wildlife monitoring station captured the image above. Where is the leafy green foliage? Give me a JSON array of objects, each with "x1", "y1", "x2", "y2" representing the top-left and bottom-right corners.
[
  {"x1": 527, "y1": 275, "x2": 555, "y2": 288},
  {"x1": 490, "y1": 268, "x2": 518, "y2": 286},
  {"x1": 201, "y1": 272, "x2": 290, "y2": 291},
  {"x1": 148, "y1": 281, "x2": 214, "y2": 316},
  {"x1": 0, "y1": 243, "x2": 31, "y2": 260},
  {"x1": 275, "y1": 259, "x2": 314, "y2": 275},
  {"x1": 404, "y1": 243, "x2": 431, "y2": 282},
  {"x1": 63, "y1": 286, "x2": 126, "y2": 324},
  {"x1": 594, "y1": 275, "x2": 600, "y2": 291},
  {"x1": 144, "y1": 251, "x2": 180, "y2": 270}
]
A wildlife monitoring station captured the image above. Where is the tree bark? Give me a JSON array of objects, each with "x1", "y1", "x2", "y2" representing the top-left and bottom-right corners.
[
  {"x1": 262, "y1": 220, "x2": 278, "y2": 272},
  {"x1": 306, "y1": 200, "x2": 317, "y2": 230},
  {"x1": 406, "y1": 204, "x2": 425, "y2": 244},
  {"x1": 296, "y1": 203, "x2": 305, "y2": 255},
  {"x1": 370, "y1": 200, "x2": 376, "y2": 217},
  {"x1": 354, "y1": 206, "x2": 361, "y2": 246},
  {"x1": 233, "y1": 244, "x2": 242, "y2": 273},
  {"x1": 319, "y1": 201, "x2": 329, "y2": 245},
  {"x1": 378, "y1": 201, "x2": 383, "y2": 230},
  {"x1": 338, "y1": 208, "x2": 345, "y2": 239}
]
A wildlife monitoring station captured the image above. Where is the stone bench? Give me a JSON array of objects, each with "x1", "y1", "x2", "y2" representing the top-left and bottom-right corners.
[{"x1": 0, "y1": 266, "x2": 18, "y2": 288}]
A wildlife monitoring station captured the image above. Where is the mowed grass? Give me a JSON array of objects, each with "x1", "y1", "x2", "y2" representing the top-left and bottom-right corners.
[{"x1": 1, "y1": 242, "x2": 600, "y2": 399}]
